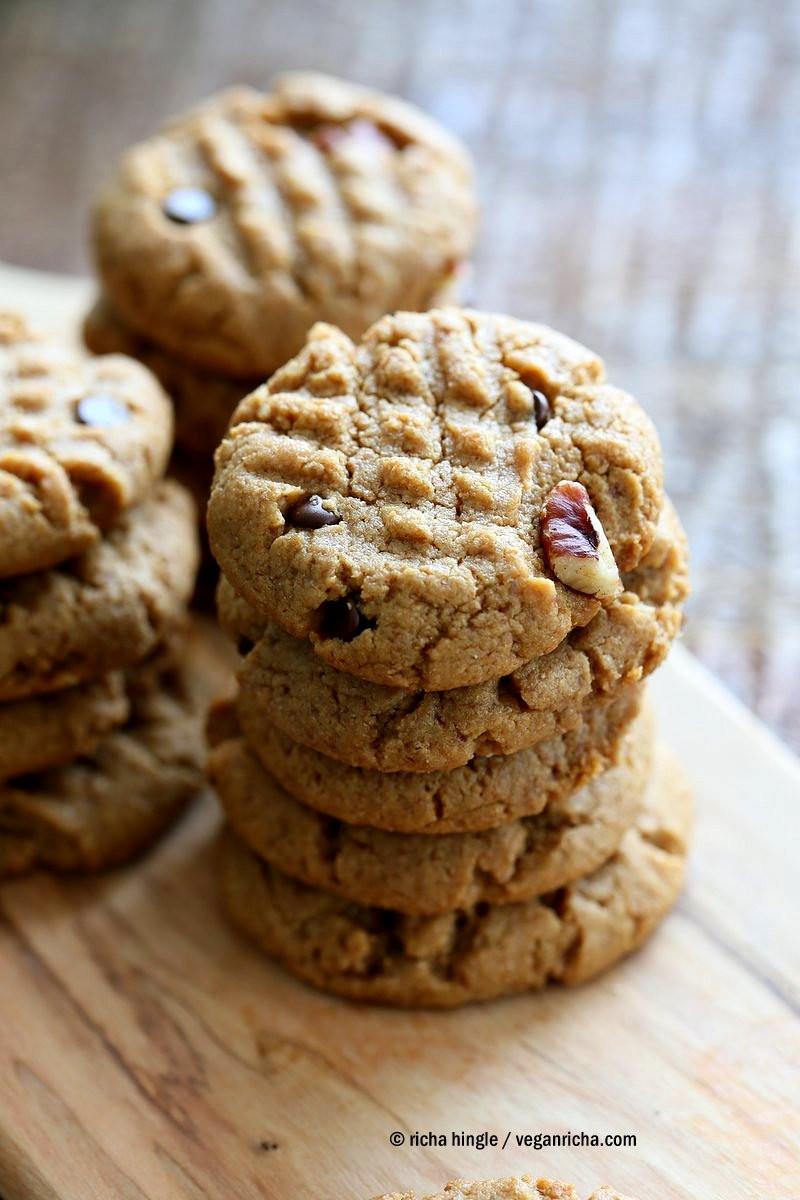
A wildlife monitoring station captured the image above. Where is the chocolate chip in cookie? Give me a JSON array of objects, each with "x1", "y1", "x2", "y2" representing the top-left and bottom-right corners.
[
  {"x1": 530, "y1": 388, "x2": 551, "y2": 430},
  {"x1": 320, "y1": 596, "x2": 371, "y2": 641},
  {"x1": 162, "y1": 187, "x2": 217, "y2": 225},
  {"x1": 285, "y1": 495, "x2": 341, "y2": 530},
  {"x1": 75, "y1": 393, "x2": 130, "y2": 427}
]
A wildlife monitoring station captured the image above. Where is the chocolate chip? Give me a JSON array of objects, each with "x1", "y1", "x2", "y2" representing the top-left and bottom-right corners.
[
  {"x1": 75, "y1": 394, "x2": 129, "y2": 427},
  {"x1": 530, "y1": 390, "x2": 551, "y2": 430},
  {"x1": 320, "y1": 596, "x2": 370, "y2": 641},
  {"x1": 285, "y1": 495, "x2": 341, "y2": 530},
  {"x1": 163, "y1": 187, "x2": 217, "y2": 224},
  {"x1": 237, "y1": 636, "x2": 255, "y2": 657}
]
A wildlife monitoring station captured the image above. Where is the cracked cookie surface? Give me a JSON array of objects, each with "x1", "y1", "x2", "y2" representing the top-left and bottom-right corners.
[
  {"x1": 219, "y1": 743, "x2": 692, "y2": 1007},
  {"x1": 221, "y1": 498, "x2": 685, "y2": 772},
  {"x1": 0, "y1": 480, "x2": 198, "y2": 701},
  {"x1": 373, "y1": 1178, "x2": 639, "y2": 1200},
  {"x1": 226, "y1": 685, "x2": 642, "y2": 835},
  {"x1": 209, "y1": 309, "x2": 664, "y2": 689},
  {"x1": 211, "y1": 705, "x2": 652, "y2": 914},
  {"x1": 0, "y1": 311, "x2": 173, "y2": 578},
  {"x1": 91, "y1": 73, "x2": 477, "y2": 378},
  {"x1": 0, "y1": 635, "x2": 205, "y2": 876}
]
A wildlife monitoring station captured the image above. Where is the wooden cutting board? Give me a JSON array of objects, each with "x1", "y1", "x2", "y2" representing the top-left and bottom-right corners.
[{"x1": 0, "y1": 266, "x2": 798, "y2": 1200}]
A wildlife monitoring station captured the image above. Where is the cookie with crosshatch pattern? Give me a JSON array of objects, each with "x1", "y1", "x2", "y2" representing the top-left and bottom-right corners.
[
  {"x1": 0, "y1": 311, "x2": 173, "y2": 579},
  {"x1": 208, "y1": 308, "x2": 664, "y2": 690},
  {"x1": 90, "y1": 73, "x2": 477, "y2": 379}
]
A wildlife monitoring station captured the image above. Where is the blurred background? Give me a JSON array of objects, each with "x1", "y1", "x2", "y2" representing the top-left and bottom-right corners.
[{"x1": 0, "y1": 0, "x2": 798, "y2": 751}]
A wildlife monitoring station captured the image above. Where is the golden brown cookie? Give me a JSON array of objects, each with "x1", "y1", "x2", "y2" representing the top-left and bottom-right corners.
[
  {"x1": 373, "y1": 1179, "x2": 638, "y2": 1200},
  {"x1": 0, "y1": 480, "x2": 198, "y2": 701},
  {"x1": 84, "y1": 296, "x2": 254, "y2": 456},
  {"x1": 0, "y1": 672, "x2": 129, "y2": 781},
  {"x1": 224, "y1": 684, "x2": 642, "y2": 836},
  {"x1": 0, "y1": 636, "x2": 205, "y2": 876},
  {"x1": 222, "y1": 499, "x2": 686, "y2": 772},
  {"x1": 0, "y1": 311, "x2": 173, "y2": 579},
  {"x1": 219, "y1": 743, "x2": 692, "y2": 1007},
  {"x1": 208, "y1": 309, "x2": 664, "y2": 690},
  {"x1": 210, "y1": 705, "x2": 653, "y2": 914},
  {"x1": 91, "y1": 74, "x2": 477, "y2": 378}
]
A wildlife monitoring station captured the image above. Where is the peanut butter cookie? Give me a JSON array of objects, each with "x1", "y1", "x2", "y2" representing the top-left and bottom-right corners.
[
  {"x1": 91, "y1": 74, "x2": 477, "y2": 378},
  {"x1": 0, "y1": 311, "x2": 173, "y2": 578},
  {"x1": 210, "y1": 705, "x2": 652, "y2": 913},
  {"x1": 208, "y1": 310, "x2": 664, "y2": 689},
  {"x1": 0, "y1": 636, "x2": 205, "y2": 876},
  {"x1": 219, "y1": 744, "x2": 692, "y2": 1007},
  {"x1": 0, "y1": 481, "x2": 198, "y2": 701},
  {"x1": 222, "y1": 685, "x2": 642, "y2": 836},
  {"x1": 0, "y1": 672, "x2": 128, "y2": 781},
  {"x1": 221, "y1": 499, "x2": 685, "y2": 772}
]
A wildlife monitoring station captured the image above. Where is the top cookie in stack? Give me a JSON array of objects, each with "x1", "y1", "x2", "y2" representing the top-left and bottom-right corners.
[
  {"x1": 208, "y1": 308, "x2": 691, "y2": 1007},
  {"x1": 83, "y1": 73, "x2": 478, "y2": 460},
  {"x1": 208, "y1": 309, "x2": 664, "y2": 690},
  {"x1": 0, "y1": 313, "x2": 204, "y2": 876}
]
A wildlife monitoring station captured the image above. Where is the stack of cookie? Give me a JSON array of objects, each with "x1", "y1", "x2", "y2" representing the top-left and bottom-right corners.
[
  {"x1": 207, "y1": 308, "x2": 692, "y2": 1008},
  {"x1": 0, "y1": 313, "x2": 203, "y2": 876},
  {"x1": 82, "y1": 72, "x2": 477, "y2": 534}
]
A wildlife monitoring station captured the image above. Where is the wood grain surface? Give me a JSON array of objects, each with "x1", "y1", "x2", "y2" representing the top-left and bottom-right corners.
[
  {"x1": 0, "y1": 638, "x2": 798, "y2": 1200},
  {"x1": 0, "y1": 0, "x2": 798, "y2": 751}
]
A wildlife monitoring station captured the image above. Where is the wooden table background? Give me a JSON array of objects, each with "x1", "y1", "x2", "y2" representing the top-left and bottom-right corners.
[{"x1": 0, "y1": 0, "x2": 798, "y2": 753}]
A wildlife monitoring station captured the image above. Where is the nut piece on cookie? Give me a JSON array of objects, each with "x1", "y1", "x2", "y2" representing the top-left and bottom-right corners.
[
  {"x1": 208, "y1": 308, "x2": 663, "y2": 691},
  {"x1": 541, "y1": 481, "x2": 621, "y2": 602}
]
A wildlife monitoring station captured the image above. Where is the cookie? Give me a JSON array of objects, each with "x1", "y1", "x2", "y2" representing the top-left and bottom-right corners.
[
  {"x1": 0, "y1": 480, "x2": 198, "y2": 701},
  {"x1": 208, "y1": 309, "x2": 664, "y2": 690},
  {"x1": 0, "y1": 637, "x2": 205, "y2": 876},
  {"x1": 84, "y1": 297, "x2": 254, "y2": 456},
  {"x1": 0, "y1": 311, "x2": 173, "y2": 579},
  {"x1": 91, "y1": 73, "x2": 477, "y2": 378},
  {"x1": 0, "y1": 672, "x2": 128, "y2": 782},
  {"x1": 223, "y1": 499, "x2": 686, "y2": 772},
  {"x1": 220, "y1": 744, "x2": 690, "y2": 1005},
  {"x1": 373, "y1": 1179, "x2": 638, "y2": 1200},
  {"x1": 210, "y1": 704, "x2": 652, "y2": 914},
  {"x1": 219, "y1": 743, "x2": 692, "y2": 1007},
  {"x1": 227, "y1": 684, "x2": 642, "y2": 836}
]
